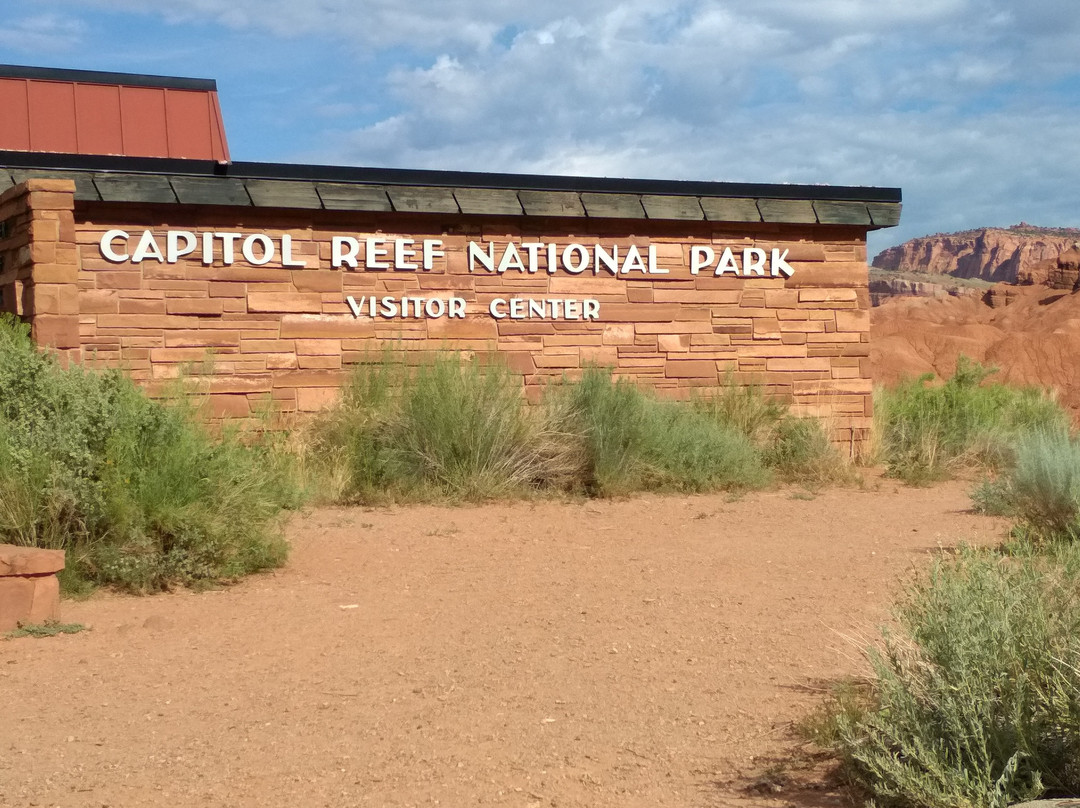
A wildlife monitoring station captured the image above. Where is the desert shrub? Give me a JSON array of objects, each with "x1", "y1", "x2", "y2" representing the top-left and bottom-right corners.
[
  {"x1": 317, "y1": 360, "x2": 791, "y2": 500},
  {"x1": 543, "y1": 367, "x2": 770, "y2": 496},
  {"x1": 875, "y1": 356, "x2": 1067, "y2": 484},
  {"x1": 972, "y1": 428, "x2": 1080, "y2": 543},
  {"x1": 694, "y1": 375, "x2": 852, "y2": 486},
  {"x1": 0, "y1": 315, "x2": 296, "y2": 592},
  {"x1": 693, "y1": 372, "x2": 788, "y2": 444},
  {"x1": 820, "y1": 544, "x2": 1080, "y2": 808},
  {"x1": 764, "y1": 415, "x2": 853, "y2": 485},
  {"x1": 312, "y1": 353, "x2": 577, "y2": 501}
]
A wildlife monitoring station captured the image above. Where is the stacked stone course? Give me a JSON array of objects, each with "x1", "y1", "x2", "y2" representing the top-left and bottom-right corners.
[{"x1": 2, "y1": 179, "x2": 873, "y2": 451}]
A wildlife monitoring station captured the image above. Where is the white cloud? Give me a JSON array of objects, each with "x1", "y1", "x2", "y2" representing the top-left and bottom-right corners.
[{"x1": 0, "y1": 14, "x2": 85, "y2": 53}]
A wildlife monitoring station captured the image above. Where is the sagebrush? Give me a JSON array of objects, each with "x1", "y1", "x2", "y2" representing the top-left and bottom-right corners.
[
  {"x1": 0, "y1": 315, "x2": 298, "y2": 592},
  {"x1": 815, "y1": 544, "x2": 1080, "y2": 808}
]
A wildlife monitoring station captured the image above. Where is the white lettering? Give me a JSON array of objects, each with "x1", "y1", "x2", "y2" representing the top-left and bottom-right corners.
[
  {"x1": 715, "y1": 247, "x2": 740, "y2": 276},
  {"x1": 489, "y1": 298, "x2": 507, "y2": 319},
  {"x1": 620, "y1": 244, "x2": 647, "y2": 275},
  {"x1": 378, "y1": 296, "x2": 398, "y2": 317},
  {"x1": 346, "y1": 295, "x2": 364, "y2": 317},
  {"x1": 242, "y1": 234, "x2": 274, "y2": 266},
  {"x1": 100, "y1": 229, "x2": 130, "y2": 263},
  {"x1": 166, "y1": 230, "x2": 197, "y2": 263},
  {"x1": 689, "y1": 245, "x2": 713, "y2": 275},
  {"x1": 395, "y1": 239, "x2": 418, "y2": 271},
  {"x1": 497, "y1": 243, "x2": 525, "y2": 274},
  {"x1": 468, "y1": 241, "x2": 496, "y2": 272},
  {"x1": 422, "y1": 239, "x2": 444, "y2": 270},
  {"x1": 424, "y1": 298, "x2": 446, "y2": 318},
  {"x1": 448, "y1": 298, "x2": 466, "y2": 318},
  {"x1": 521, "y1": 243, "x2": 544, "y2": 273},
  {"x1": 743, "y1": 247, "x2": 767, "y2": 276},
  {"x1": 562, "y1": 244, "x2": 589, "y2": 274},
  {"x1": 281, "y1": 234, "x2": 306, "y2": 268},
  {"x1": 647, "y1": 245, "x2": 667, "y2": 274},
  {"x1": 131, "y1": 230, "x2": 164, "y2": 263},
  {"x1": 583, "y1": 299, "x2": 600, "y2": 320},
  {"x1": 218, "y1": 233, "x2": 241, "y2": 265},
  {"x1": 332, "y1": 237, "x2": 360, "y2": 269},
  {"x1": 595, "y1": 244, "x2": 619, "y2": 276},
  {"x1": 366, "y1": 238, "x2": 389, "y2": 270},
  {"x1": 771, "y1": 248, "x2": 795, "y2": 278}
]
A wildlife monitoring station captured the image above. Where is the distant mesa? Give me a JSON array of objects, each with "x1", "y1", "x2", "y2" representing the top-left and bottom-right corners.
[{"x1": 872, "y1": 223, "x2": 1080, "y2": 284}]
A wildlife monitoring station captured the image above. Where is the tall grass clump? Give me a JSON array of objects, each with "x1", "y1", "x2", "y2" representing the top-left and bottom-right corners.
[
  {"x1": 820, "y1": 544, "x2": 1080, "y2": 808},
  {"x1": 312, "y1": 352, "x2": 575, "y2": 501},
  {"x1": 0, "y1": 315, "x2": 297, "y2": 592},
  {"x1": 972, "y1": 428, "x2": 1080, "y2": 544},
  {"x1": 544, "y1": 367, "x2": 771, "y2": 496},
  {"x1": 695, "y1": 373, "x2": 853, "y2": 486},
  {"x1": 875, "y1": 356, "x2": 1067, "y2": 484}
]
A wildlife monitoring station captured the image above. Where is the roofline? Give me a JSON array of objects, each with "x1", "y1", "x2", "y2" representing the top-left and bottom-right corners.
[
  {"x1": 0, "y1": 64, "x2": 217, "y2": 92},
  {"x1": 0, "y1": 150, "x2": 902, "y2": 203}
]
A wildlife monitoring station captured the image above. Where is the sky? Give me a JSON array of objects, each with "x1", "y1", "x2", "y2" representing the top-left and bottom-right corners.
[{"x1": 2, "y1": 1, "x2": 1079, "y2": 257}]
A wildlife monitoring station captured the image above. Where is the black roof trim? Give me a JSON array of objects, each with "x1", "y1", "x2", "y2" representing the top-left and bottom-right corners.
[
  {"x1": 0, "y1": 64, "x2": 217, "y2": 92},
  {"x1": 0, "y1": 150, "x2": 902, "y2": 203}
]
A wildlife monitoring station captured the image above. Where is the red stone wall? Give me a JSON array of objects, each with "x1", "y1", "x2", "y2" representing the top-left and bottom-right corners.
[{"x1": 10, "y1": 180, "x2": 874, "y2": 451}]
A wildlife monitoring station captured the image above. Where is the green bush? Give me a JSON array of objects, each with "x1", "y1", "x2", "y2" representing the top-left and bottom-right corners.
[
  {"x1": 972, "y1": 428, "x2": 1080, "y2": 543},
  {"x1": 0, "y1": 315, "x2": 297, "y2": 592},
  {"x1": 875, "y1": 356, "x2": 1068, "y2": 484},
  {"x1": 693, "y1": 374, "x2": 852, "y2": 486},
  {"x1": 312, "y1": 352, "x2": 577, "y2": 501},
  {"x1": 315, "y1": 359, "x2": 844, "y2": 501},
  {"x1": 821, "y1": 545, "x2": 1080, "y2": 808},
  {"x1": 542, "y1": 366, "x2": 771, "y2": 496}
]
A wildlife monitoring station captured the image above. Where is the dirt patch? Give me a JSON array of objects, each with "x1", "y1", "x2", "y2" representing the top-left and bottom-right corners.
[{"x1": 1, "y1": 478, "x2": 1009, "y2": 808}]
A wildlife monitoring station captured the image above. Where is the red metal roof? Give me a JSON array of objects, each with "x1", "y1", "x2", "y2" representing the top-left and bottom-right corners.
[{"x1": 0, "y1": 66, "x2": 230, "y2": 162}]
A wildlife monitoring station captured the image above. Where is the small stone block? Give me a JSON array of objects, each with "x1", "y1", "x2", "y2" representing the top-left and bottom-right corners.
[{"x1": 0, "y1": 545, "x2": 65, "y2": 576}]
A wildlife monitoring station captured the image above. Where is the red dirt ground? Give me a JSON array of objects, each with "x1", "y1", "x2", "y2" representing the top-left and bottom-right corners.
[{"x1": 1, "y1": 478, "x2": 1009, "y2": 808}]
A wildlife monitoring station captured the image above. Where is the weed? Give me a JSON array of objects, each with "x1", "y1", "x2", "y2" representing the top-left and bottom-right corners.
[{"x1": 5, "y1": 620, "x2": 88, "y2": 639}]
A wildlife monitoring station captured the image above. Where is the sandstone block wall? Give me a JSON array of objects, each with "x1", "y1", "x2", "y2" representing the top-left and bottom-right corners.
[{"x1": 2, "y1": 179, "x2": 874, "y2": 451}]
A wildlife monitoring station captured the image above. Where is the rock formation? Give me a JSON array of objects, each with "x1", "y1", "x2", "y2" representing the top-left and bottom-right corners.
[{"x1": 872, "y1": 224, "x2": 1080, "y2": 283}]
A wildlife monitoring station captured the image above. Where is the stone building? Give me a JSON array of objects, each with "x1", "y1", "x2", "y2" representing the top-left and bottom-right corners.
[{"x1": 0, "y1": 65, "x2": 901, "y2": 452}]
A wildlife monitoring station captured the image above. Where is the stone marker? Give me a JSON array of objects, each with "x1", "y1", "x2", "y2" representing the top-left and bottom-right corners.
[{"x1": 0, "y1": 545, "x2": 65, "y2": 632}]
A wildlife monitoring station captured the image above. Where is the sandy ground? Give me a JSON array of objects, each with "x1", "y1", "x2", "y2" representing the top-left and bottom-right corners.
[{"x1": 1, "y1": 477, "x2": 1010, "y2": 808}]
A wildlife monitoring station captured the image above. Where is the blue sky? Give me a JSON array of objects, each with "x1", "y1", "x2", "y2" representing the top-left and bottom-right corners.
[{"x1": 2, "y1": 0, "x2": 1079, "y2": 257}]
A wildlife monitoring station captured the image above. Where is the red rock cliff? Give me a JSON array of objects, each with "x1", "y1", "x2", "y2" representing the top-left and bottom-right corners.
[{"x1": 872, "y1": 225, "x2": 1080, "y2": 282}]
